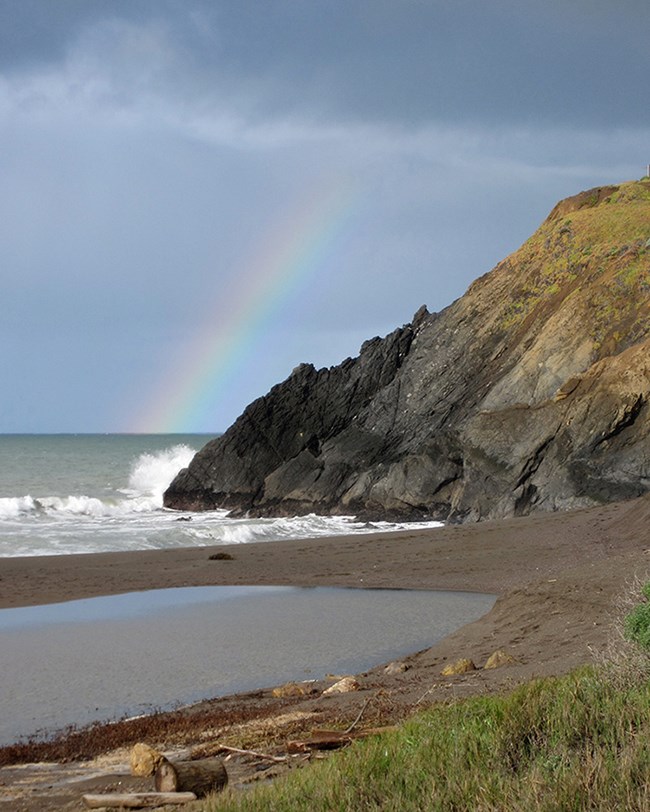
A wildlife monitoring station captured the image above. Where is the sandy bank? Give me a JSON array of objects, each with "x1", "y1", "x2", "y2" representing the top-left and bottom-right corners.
[{"x1": 1, "y1": 494, "x2": 649, "y2": 810}]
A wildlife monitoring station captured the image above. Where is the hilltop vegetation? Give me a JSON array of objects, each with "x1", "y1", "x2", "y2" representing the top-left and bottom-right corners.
[{"x1": 497, "y1": 181, "x2": 650, "y2": 346}]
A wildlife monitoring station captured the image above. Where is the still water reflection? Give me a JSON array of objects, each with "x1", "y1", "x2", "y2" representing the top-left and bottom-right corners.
[{"x1": 0, "y1": 585, "x2": 495, "y2": 744}]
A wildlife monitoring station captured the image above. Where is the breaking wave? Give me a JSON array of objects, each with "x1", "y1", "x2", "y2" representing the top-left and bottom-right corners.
[
  {"x1": 124, "y1": 444, "x2": 195, "y2": 500},
  {"x1": 0, "y1": 495, "x2": 38, "y2": 520},
  {"x1": 0, "y1": 445, "x2": 196, "y2": 522}
]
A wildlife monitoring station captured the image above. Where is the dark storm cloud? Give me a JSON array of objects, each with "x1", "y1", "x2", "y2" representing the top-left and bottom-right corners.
[
  {"x1": 2, "y1": 1, "x2": 648, "y2": 128},
  {"x1": 0, "y1": 0, "x2": 133, "y2": 67},
  {"x1": 193, "y1": 0, "x2": 650, "y2": 129}
]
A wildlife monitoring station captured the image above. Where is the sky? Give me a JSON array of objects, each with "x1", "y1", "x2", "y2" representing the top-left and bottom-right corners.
[{"x1": 1, "y1": 0, "x2": 648, "y2": 434}]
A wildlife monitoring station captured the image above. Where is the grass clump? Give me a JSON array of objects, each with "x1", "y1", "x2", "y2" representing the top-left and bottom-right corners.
[
  {"x1": 206, "y1": 667, "x2": 650, "y2": 811},
  {"x1": 625, "y1": 581, "x2": 650, "y2": 650}
]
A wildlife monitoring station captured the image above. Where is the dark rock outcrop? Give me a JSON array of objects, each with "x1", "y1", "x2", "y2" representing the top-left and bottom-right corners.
[
  {"x1": 164, "y1": 324, "x2": 416, "y2": 514},
  {"x1": 165, "y1": 179, "x2": 650, "y2": 521}
]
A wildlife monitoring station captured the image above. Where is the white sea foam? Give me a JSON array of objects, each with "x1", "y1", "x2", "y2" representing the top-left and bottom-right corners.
[
  {"x1": 0, "y1": 495, "x2": 38, "y2": 519},
  {"x1": 124, "y1": 444, "x2": 196, "y2": 500},
  {"x1": 39, "y1": 494, "x2": 162, "y2": 517},
  {"x1": 185, "y1": 513, "x2": 443, "y2": 545},
  {"x1": 0, "y1": 445, "x2": 197, "y2": 522}
]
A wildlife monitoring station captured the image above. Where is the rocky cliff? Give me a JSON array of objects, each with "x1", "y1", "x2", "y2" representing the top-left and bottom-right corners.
[{"x1": 164, "y1": 179, "x2": 650, "y2": 521}]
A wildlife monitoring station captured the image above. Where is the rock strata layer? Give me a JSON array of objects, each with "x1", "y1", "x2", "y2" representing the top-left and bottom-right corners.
[{"x1": 164, "y1": 180, "x2": 650, "y2": 521}]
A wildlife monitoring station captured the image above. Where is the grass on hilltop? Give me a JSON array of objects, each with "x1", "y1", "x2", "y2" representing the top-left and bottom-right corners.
[
  {"x1": 497, "y1": 177, "x2": 650, "y2": 338},
  {"x1": 203, "y1": 583, "x2": 650, "y2": 812}
]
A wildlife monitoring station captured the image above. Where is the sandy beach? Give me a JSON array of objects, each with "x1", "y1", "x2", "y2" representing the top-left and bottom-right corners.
[{"x1": 1, "y1": 493, "x2": 649, "y2": 810}]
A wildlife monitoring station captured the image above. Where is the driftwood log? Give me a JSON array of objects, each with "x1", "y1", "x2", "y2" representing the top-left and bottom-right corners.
[
  {"x1": 83, "y1": 792, "x2": 196, "y2": 808},
  {"x1": 215, "y1": 744, "x2": 287, "y2": 762},
  {"x1": 155, "y1": 756, "x2": 228, "y2": 797},
  {"x1": 286, "y1": 726, "x2": 398, "y2": 753}
]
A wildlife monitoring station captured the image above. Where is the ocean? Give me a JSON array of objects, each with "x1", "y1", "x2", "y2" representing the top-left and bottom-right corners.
[{"x1": 0, "y1": 434, "x2": 442, "y2": 557}]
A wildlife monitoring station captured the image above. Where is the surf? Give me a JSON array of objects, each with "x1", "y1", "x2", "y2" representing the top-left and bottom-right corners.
[{"x1": 0, "y1": 435, "x2": 442, "y2": 557}]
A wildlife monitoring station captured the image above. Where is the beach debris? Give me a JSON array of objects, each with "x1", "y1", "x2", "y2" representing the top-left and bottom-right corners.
[
  {"x1": 208, "y1": 551, "x2": 234, "y2": 560},
  {"x1": 130, "y1": 742, "x2": 165, "y2": 777},
  {"x1": 484, "y1": 649, "x2": 517, "y2": 669},
  {"x1": 322, "y1": 676, "x2": 360, "y2": 695},
  {"x1": 384, "y1": 660, "x2": 409, "y2": 675},
  {"x1": 441, "y1": 658, "x2": 477, "y2": 676},
  {"x1": 155, "y1": 756, "x2": 228, "y2": 797},
  {"x1": 287, "y1": 726, "x2": 397, "y2": 753},
  {"x1": 286, "y1": 731, "x2": 354, "y2": 753},
  {"x1": 214, "y1": 745, "x2": 288, "y2": 763},
  {"x1": 341, "y1": 692, "x2": 375, "y2": 734},
  {"x1": 413, "y1": 683, "x2": 441, "y2": 706},
  {"x1": 271, "y1": 680, "x2": 316, "y2": 697},
  {"x1": 83, "y1": 792, "x2": 197, "y2": 808}
]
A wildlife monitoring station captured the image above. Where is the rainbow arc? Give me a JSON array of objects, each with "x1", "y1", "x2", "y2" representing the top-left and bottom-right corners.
[{"x1": 130, "y1": 177, "x2": 359, "y2": 433}]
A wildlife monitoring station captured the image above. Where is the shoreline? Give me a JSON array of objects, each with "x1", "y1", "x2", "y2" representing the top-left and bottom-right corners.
[
  {"x1": 1, "y1": 494, "x2": 649, "y2": 810},
  {"x1": 2, "y1": 494, "x2": 648, "y2": 610}
]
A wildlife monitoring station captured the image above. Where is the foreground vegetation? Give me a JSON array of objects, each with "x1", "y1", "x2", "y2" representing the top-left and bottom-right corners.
[
  {"x1": 206, "y1": 669, "x2": 650, "y2": 811},
  {"x1": 205, "y1": 586, "x2": 650, "y2": 811}
]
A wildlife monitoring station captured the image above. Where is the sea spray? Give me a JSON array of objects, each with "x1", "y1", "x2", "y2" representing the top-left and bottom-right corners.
[{"x1": 124, "y1": 444, "x2": 196, "y2": 500}]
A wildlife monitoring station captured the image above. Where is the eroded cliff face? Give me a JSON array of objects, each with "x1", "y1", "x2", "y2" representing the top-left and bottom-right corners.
[{"x1": 164, "y1": 179, "x2": 650, "y2": 521}]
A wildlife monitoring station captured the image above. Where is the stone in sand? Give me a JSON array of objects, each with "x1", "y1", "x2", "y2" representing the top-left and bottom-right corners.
[
  {"x1": 271, "y1": 681, "x2": 315, "y2": 697},
  {"x1": 441, "y1": 658, "x2": 477, "y2": 676},
  {"x1": 384, "y1": 661, "x2": 409, "y2": 675},
  {"x1": 484, "y1": 649, "x2": 517, "y2": 669},
  {"x1": 323, "y1": 676, "x2": 360, "y2": 695},
  {"x1": 130, "y1": 743, "x2": 165, "y2": 777}
]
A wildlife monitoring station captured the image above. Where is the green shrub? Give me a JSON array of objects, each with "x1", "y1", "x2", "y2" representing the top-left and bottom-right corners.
[{"x1": 625, "y1": 582, "x2": 650, "y2": 650}]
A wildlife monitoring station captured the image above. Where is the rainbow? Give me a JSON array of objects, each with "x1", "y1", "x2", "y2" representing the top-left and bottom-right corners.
[{"x1": 130, "y1": 177, "x2": 360, "y2": 433}]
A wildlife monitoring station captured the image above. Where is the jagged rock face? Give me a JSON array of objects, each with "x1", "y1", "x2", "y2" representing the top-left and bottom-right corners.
[
  {"x1": 164, "y1": 325, "x2": 416, "y2": 513},
  {"x1": 165, "y1": 180, "x2": 650, "y2": 521}
]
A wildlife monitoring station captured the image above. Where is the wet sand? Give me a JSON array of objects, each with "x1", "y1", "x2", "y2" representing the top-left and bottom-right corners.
[{"x1": 1, "y1": 493, "x2": 649, "y2": 810}]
